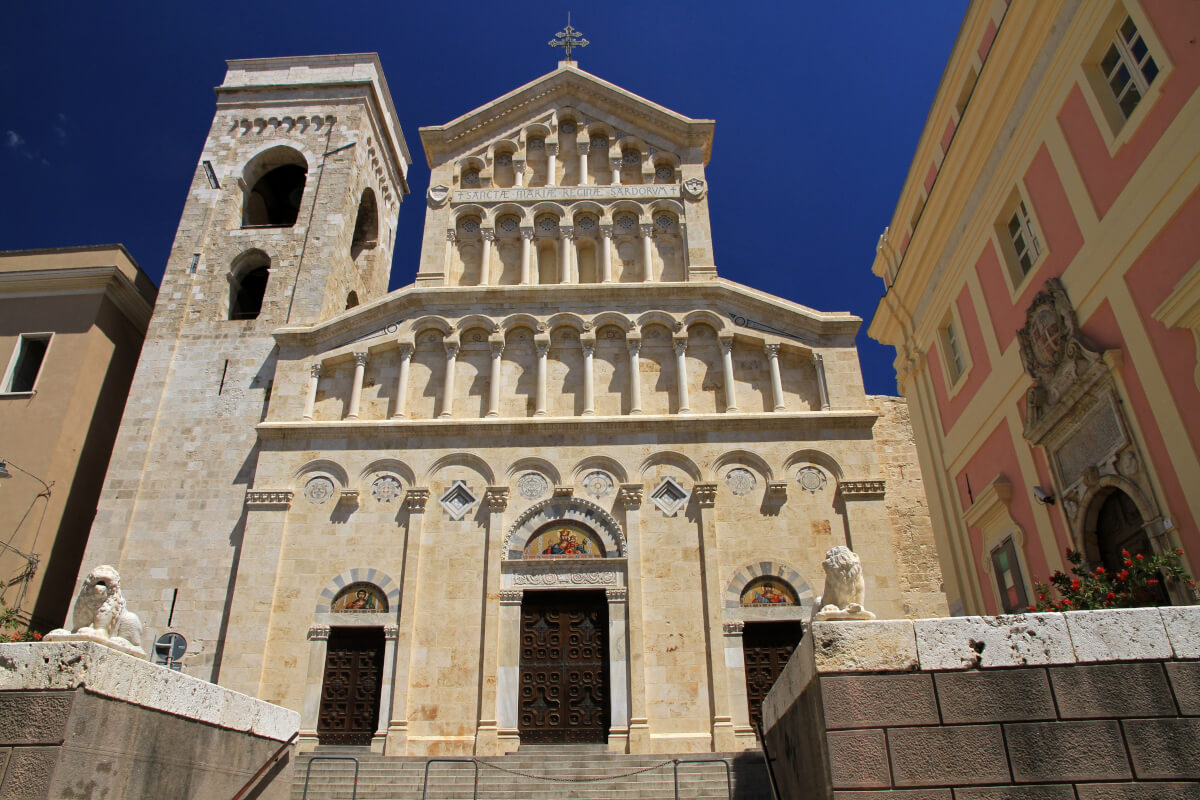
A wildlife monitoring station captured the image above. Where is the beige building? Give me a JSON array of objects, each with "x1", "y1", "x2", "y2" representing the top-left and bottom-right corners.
[
  {"x1": 869, "y1": 0, "x2": 1200, "y2": 615},
  {"x1": 0, "y1": 245, "x2": 156, "y2": 630},
  {"x1": 80, "y1": 54, "x2": 944, "y2": 755}
]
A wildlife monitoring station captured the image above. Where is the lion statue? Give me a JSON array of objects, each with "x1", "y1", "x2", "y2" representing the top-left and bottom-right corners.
[
  {"x1": 811, "y1": 546, "x2": 876, "y2": 621},
  {"x1": 44, "y1": 565, "x2": 145, "y2": 657}
]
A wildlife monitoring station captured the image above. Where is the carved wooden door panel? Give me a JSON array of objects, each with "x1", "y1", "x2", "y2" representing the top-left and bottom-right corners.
[
  {"x1": 519, "y1": 590, "x2": 609, "y2": 743},
  {"x1": 742, "y1": 622, "x2": 804, "y2": 736},
  {"x1": 318, "y1": 627, "x2": 385, "y2": 746}
]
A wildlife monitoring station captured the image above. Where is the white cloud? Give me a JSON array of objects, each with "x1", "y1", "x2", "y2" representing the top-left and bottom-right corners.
[{"x1": 5, "y1": 130, "x2": 24, "y2": 149}]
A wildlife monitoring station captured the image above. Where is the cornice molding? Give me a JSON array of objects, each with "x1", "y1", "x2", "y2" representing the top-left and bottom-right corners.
[{"x1": 0, "y1": 265, "x2": 155, "y2": 331}]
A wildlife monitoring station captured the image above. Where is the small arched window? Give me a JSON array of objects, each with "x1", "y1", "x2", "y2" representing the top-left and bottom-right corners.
[
  {"x1": 242, "y1": 146, "x2": 308, "y2": 228},
  {"x1": 229, "y1": 250, "x2": 270, "y2": 320},
  {"x1": 351, "y1": 188, "x2": 378, "y2": 263},
  {"x1": 345, "y1": 291, "x2": 359, "y2": 310}
]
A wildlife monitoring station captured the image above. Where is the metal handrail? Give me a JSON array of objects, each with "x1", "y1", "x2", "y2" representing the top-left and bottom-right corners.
[
  {"x1": 301, "y1": 755, "x2": 359, "y2": 800},
  {"x1": 230, "y1": 730, "x2": 297, "y2": 800},
  {"x1": 755, "y1": 721, "x2": 783, "y2": 800},
  {"x1": 672, "y1": 757, "x2": 732, "y2": 800},
  {"x1": 422, "y1": 757, "x2": 478, "y2": 800}
]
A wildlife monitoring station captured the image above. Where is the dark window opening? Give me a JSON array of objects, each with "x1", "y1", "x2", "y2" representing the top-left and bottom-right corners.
[
  {"x1": 351, "y1": 189, "x2": 378, "y2": 263},
  {"x1": 230, "y1": 260, "x2": 270, "y2": 321},
  {"x1": 5, "y1": 335, "x2": 49, "y2": 393},
  {"x1": 345, "y1": 291, "x2": 359, "y2": 310},
  {"x1": 244, "y1": 164, "x2": 307, "y2": 227}
]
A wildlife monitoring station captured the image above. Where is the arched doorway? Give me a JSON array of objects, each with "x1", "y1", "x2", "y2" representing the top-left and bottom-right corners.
[{"x1": 1092, "y1": 489, "x2": 1148, "y2": 574}]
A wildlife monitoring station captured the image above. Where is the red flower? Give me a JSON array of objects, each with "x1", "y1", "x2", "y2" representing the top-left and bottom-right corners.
[
  {"x1": 1147, "y1": 578, "x2": 1159, "y2": 586},
  {"x1": 1136, "y1": 554, "x2": 1145, "y2": 561},
  {"x1": 1177, "y1": 549, "x2": 1186, "y2": 556},
  {"x1": 1027, "y1": 605, "x2": 1037, "y2": 612},
  {"x1": 1095, "y1": 566, "x2": 1106, "y2": 575},
  {"x1": 1106, "y1": 592, "x2": 1116, "y2": 602},
  {"x1": 1117, "y1": 570, "x2": 1130, "y2": 581},
  {"x1": 1124, "y1": 560, "x2": 1133, "y2": 567},
  {"x1": 32, "y1": 632, "x2": 42, "y2": 641},
  {"x1": 1122, "y1": 550, "x2": 1131, "y2": 558},
  {"x1": 1071, "y1": 578, "x2": 1081, "y2": 591},
  {"x1": 1038, "y1": 594, "x2": 1047, "y2": 601}
]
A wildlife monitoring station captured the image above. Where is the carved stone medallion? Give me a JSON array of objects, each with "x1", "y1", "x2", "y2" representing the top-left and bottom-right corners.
[
  {"x1": 796, "y1": 467, "x2": 827, "y2": 494},
  {"x1": 371, "y1": 475, "x2": 402, "y2": 504},
  {"x1": 304, "y1": 476, "x2": 335, "y2": 505},
  {"x1": 517, "y1": 472, "x2": 550, "y2": 500},
  {"x1": 725, "y1": 468, "x2": 756, "y2": 496},
  {"x1": 582, "y1": 470, "x2": 614, "y2": 499},
  {"x1": 427, "y1": 184, "x2": 450, "y2": 207},
  {"x1": 682, "y1": 177, "x2": 706, "y2": 200}
]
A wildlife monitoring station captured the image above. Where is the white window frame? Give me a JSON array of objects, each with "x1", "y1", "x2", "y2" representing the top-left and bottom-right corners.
[
  {"x1": 994, "y1": 187, "x2": 1047, "y2": 297},
  {"x1": 1078, "y1": 2, "x2": 1172, "y2": 154},
  {"x1": 1100, "y1": 15, "x2": 1158, "y2": 121},
  {"x1": 935, "y1": 307, "x2": 972, "y2": 396},
  {"x1": 990, "y1": 537, "x2": 1031, "y2": 614},
  {"x1": 2, "y1": 332, "x2": 53, "y2": 395}
]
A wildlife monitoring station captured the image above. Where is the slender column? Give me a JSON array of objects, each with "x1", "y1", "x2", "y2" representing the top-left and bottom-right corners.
[
  {"x1": 719, "y1": 337, "x2": 738, "y2": 412},
  {"x1": 440, "y1": 341, "x2": 459, "y2": 419},
  {"x1": 392, "y1": 343, "x2": 414, "y2": 419},
  {"x1": 573, "y1": 232, "x2": 587, "y2": 284},
  {"x1": 376, "y1": 625, "x2": 398, "y2": 743},
  {"x1": 577, "y1": 142, "x2": 590, "y2": 185},
  {"x1": 546, "y1": 143, "x2": 558, "y2": 186},
  {"x1": 302, "y1": 362, "x2": 321, "y2": 420},
  {"x1": 387, "y1": 487, "x2": 430, "y2": 753},
  {"x1": 723, "y1": 621, "x2": 757, "y2": 749},
  {"x1": 513, "y1": 158, "x2": 525, "y2": 188},
  {"x1": 609, "y1": 157, "x2": 621, "y2": 186},
  {"x1": 606, "y1": 587, "x2": 630, "y2": 752},
  {"x1": 534, "y1": 339, "x2": 549, "y2": 417},
  {"x1": 694, "y1": 483, "x2": 736, "y2": 750},
  {"x1": 557, "y1": 229, "x2": 572, "y2": 284},
  {"x1": 443, "y1": 229, "x2": 456, "y2": 276},
  {"x1": 346, "y1": 352, "x2": 367, "y2": 420},
  {"x1": 496, "y1": 589, "x2": 523, "y2": 751},
  {"x1": 673, "y1": 339, "x2": 691, "y2": 413},
  {"x1": 599, "y1": 225, "x2": 613, "y2": 283},
  {"x1": 627, "y1": 339, "x2": 643, "y2": 415},
  {"x1": 519, "y1": 228, "x2": 533, "y2": 285},
  {"x1": 487, "y1": 341, "x2": 504, "y2": 418},
  {"x1": 765, "y1": 343, "x2": 786, "y2": 411},
  {"x1": 640, "y1": 225, "x2": 655, "y2": 282},
  {"x1": 581, "y1": 340, "x2": 595, "y2": 416},
  {"x1": 815, "y1": 352, "x2": 831, "y2": 410},
  {"x1": 476, "y1": 487, "x2": 509, "y2": 755},
  {"x1": 480, "y1": 229, "x2": 495, "y2": 286},
  {"x1": 618, "y1": 484, "x2": 649, "y2": 752}
]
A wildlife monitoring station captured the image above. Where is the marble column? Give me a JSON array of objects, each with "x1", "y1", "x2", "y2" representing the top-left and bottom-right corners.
[
  {"x1": 387, "y1": 487, "x2": 430, "y2": 753},
  {"x1": 581, "y1": 340, "x2": 595, "y2": 416},
  {"x1": 392, "y1": 343, "x2": 413, "y2": 419},
  {"x1": 627, "y1": 339, "x2": 642, "y2": 415},
  {"x1": 513, "y1": 158, "x2": 525, "y2": 188},
  {"x1": 618, "y1": 484, "x2": 649, "y2": 752},
  {"x1": 719, "y1": 337, "x2": 738, "y2": 412},
  {"x1": 577, "y1": 142, "x2": 589, "y2": 185},
  {"x1": 557, "y1": 228, "x2": 572, "y2": 284},
  {"x1": 519, "y1": 228, "x2": 533, "y2": 285},
  {"x1": 496, "y1": 588, "x2": 523, "y2": 752},
  {"x1": 487, "y1": 341, "x2": 504, "y2": 418},
  {"x1": 443, "y1": 229, "x2": 456, "y2": 276},
  {"x1": 599, "y1": 225, "x2": 614, "y2": 283},
  {"x1": 376, "y1": 625, "x2": 399, "y2": 746},
  {"x1": 534, "y1": 339, "x2": 549, "y2": 417},
  {"x1": 723, "y1": 620, "x2": 757, "y2": 750},
  {"x1": 476, "y1": 486, "x2": 509, "y2": 755},
  {"x1": 606, "y1": 587, "x2": 630, "y2": 753},
  {"x1": 694, "y1": 483, "x2": 736, "y2": 750},
  {"x1": 302, "y1": 362, "x2": 321, "y2": 420},
  {"x1": 609, "y1": 157, "x2": 621, "y2": 186},
  {"x1": 546, "y1": 143, "x2": 558, "y2": 186},
  {"x1": 640, "y1": 225, "x2": 655, "y2": 282},
  {"x1": 480, "y1": 229, "x2": 495, "y2": 286},
  {"x1": 815, "y1": 352, "x2": 831, "y2": 410},
  {"x1": 673, "y1": 339, "x2": 691, "y2": 413},
  {"x1": 440, "y1": 341, "x2": 459, "y2": 419},
  {"x1": 765, "y1": 343, "x2": 786, "y2": 411},
  {"x1": 346, "y1": 352, "x2": 367, "y2": 420}
]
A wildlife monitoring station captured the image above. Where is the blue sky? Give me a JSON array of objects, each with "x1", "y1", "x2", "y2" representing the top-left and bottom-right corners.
[{"x1": 1, "y1": 1, "x2": 965, "y2": 394}]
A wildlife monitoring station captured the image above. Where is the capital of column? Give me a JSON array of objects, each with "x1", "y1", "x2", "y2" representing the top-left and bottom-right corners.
[
  {"x1": 627, "y1": 339, "x2": 641, "y2": 357},
  {"x1": 618, "y1": 483, "x2": 643, "y2": 509},
  {"x1": 490, "y1": 341, "x2": 505, "y2": 357},
  {"x1": 722, "y1": 620, "x2": 745, "y2": 636},
  {"x1": 446, "y1": 229, "x2": 457, "y2": 243},
  {"x1": 600, "y1": 224, "x2": 614, "y2": 238},
  {"x1": 353, "y1": 352, "x2": 369, "y2": 367},
  {"x1": 640, "y1": 224, "x2": 654, "y2": 238},
  {"x1": 581, "y1": 340, "x2": 596, "y2": 356},
  {"x1": 398, "y1": 342, "x2": 415, "y2": 360},
  {"x1": 520, "y1": 227, "x2": 535, "y2": 240},
  {"x1": 719, "y1": 337, "x2": 734, "y2": 354},
  {"x1": 560, "y1": 225, "x2": 575, "y2": 240},
  {"x1": 485, "y1": 486, "x2": 510, "y2": 512},
  {"x1": 310, "y1": 362, "x2": 323, "y2": 378},
  {"x1": 764, "y1": 343, "x2": 781, "y2": 358},
  {"x1": 499, "y1": 589, "x2": 523, "y2": 605},
  {"x1": 535, "y1": 340, "x2": 551, "y2": 357},
  {"x1": 481, "y1": 229, "x2": 496, "y2": 242},
  {"x1": 307, "y1": 625, "x2": 331, "y2": 641},
  {"x1": 444, "y1": 341, "x2": 460, "y2": 357},
  {"x1": 404, "y1": 487, "x2": 430, "y2": 512},
  {"x1": 606, "y1": 587, "x2": 628, "y2": 602},
  {"x1": 694, "y1": 482, "x2": 718, "y2": 508},
  {"x1": 383, "y1": 625, "x2": 399, "y2": 641},
  {"x1": 673, "y1": 339, "x2": 688, "y2": 357}
]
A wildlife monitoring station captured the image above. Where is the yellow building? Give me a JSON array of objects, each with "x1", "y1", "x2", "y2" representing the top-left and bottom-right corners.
[
  {"x1": 870, "y1": 0, "x2": 1200, "y2": 615},
  {"x1": 0, "y1": 245, "x2": 156, "y2": 629}
]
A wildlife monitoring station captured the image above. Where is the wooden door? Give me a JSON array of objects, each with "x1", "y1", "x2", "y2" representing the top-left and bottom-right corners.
[
  {"x1": 518, "y1": 590, "x2": 609, "y2": 743},
  {"x1": 318, "y1": 627, "x2": 385, "y2": 746},
  {"x1": 743, "y1": 622, "x2": 804, "y2": 736}
]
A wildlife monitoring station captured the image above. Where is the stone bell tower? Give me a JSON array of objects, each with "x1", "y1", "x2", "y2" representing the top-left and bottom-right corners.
[{"x1": 78, "y1": 54, "x2": 411, "y2": 679}]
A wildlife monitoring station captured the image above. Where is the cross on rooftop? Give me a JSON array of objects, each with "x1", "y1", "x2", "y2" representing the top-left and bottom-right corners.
[{"x1": 549, "y1": 15, "x2": 589, "y2": 62}]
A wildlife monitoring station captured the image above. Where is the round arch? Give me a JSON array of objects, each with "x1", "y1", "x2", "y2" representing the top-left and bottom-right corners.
[
  {"x1": 316, "y1": 567, "x2": 400, "y2": 614},
  {"x1": 724, "y1": 561, "x2": 815, "y2": 612},
  {"x1": 503, "y1": 496, "x2": 626, "y2": 559}
]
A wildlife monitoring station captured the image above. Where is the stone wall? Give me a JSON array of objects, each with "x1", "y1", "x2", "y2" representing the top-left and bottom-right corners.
[
  {"x1": 763, "y1": 608, "x2": 1200, "y2": 799},
  {"x1": 0, "y1": 642, "x2": 298, "y2": 799}
]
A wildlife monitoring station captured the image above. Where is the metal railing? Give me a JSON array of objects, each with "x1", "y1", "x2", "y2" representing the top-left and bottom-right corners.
[
  {"x1": 672, "y1": 758, "x2": 732, "y2": 800},
  {"x1": 422, "y1": 758, "x2": 478, "y2": 800},
  {"x1": 301, "y1": 755, "x2": 360, "y2": 800},
  {"x1": 230, "y1": 731, "x2": 297, "y2": 800},
  {"x1": 755, "y1": 721, "x2": 782, "y2": 800}
]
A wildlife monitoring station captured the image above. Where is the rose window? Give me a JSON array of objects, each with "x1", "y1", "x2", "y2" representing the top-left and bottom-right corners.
[
  {"x1": 622, "y1": 150, "x2": 640, "y2": 165},
  {"x1": 654, "y1": 214, "x2": 676, "y2": 233},
  {"x1": 577, "y1": 216, "x2": 597, "y2": 233},
  {"x1": 615, "y1": 214, "x2": 636, "y2": 233},
  {"x1": 537, "y1": 216, "x2": 559, "y2": 233},
  {"x1": 559, "y1": 121, "x2": 577, "y2": 134},
  {"x1": 499, "y1": 216, "x2": 519, "y2": 233},
  {"x1": 459, "y1": 217, "x2": 481, "y2": 234},
  {"x1": 462, "y1": 169, "x2": 480, "y2": 187},
  {"x1": 655, "y1": 165, "x2": 674, "y2": 182}
]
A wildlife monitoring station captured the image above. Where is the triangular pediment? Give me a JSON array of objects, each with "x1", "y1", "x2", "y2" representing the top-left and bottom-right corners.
[{"x1": 419, "y1": 64, "x2": 714, "y2": 167}]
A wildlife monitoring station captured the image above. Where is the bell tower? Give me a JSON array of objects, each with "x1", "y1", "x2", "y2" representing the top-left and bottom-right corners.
[{"x1": 79, "y1": 54, "x2": 411, "y2": 679}]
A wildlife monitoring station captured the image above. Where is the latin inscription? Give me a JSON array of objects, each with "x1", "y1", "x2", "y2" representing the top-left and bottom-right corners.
[{"x1": 454, "y1": 185, "x2": 681, "y2": 204}]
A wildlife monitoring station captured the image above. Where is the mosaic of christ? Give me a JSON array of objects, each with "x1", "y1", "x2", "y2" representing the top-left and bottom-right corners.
[{"x1": 524, "y1": 522, "x2": 604, "y2": 559}]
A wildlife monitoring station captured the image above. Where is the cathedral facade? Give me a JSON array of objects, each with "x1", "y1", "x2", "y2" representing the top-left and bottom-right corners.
[{"x1": 80, "y1": 53, "x2": 944, "y2": 756}]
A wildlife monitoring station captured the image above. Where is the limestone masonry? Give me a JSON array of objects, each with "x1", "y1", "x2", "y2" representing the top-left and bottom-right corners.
[{"x1": 77, "y1": 53, "x2": 945, "y2": 756}]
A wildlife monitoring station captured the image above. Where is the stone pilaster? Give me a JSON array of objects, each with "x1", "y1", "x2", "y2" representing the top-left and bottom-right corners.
[{"x1": 387, "y1": 487, "x2": 429, "y2": 754}]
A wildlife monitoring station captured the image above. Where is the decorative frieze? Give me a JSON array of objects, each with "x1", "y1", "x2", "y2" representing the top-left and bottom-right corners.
[
  {"x1": 499, "y1": 589, "x2": 523, "y2": 604},
  {"x1": 606, "y1": 587, "x2": 628, "y2": 602},
  {"x1": 245, "y1": 490, "x2": 294, "y2": 509},
  {"x1": 837, "y1": 480, "x2": 886, "y2": 499},
  {"x1": 307, "y1": 626, "x2": 330, "y2": 641},
  {"x1": 512, "y1": 568, "x2": 621, "y2": 587},
  {"x1": 404, "y1": 488, "x2": 430, "y2": 512}
]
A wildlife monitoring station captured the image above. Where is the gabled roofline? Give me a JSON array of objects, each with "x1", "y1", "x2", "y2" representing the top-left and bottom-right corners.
[{"x1": 419, "y1": 62, "x2": 715, "y2": 168}]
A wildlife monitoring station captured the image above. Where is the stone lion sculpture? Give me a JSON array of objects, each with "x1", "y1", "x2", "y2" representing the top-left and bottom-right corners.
[
  {"x1": 44, "y1": 565, "x2": 145, "y2": 657},
  {"x1": 811, "y1": 546, "x2": 876, "y2": 621}
]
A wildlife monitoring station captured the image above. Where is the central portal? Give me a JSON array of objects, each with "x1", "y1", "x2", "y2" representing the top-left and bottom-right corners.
[{"x1": 518, "y1": 589, "x2": 610, "y2": 743}]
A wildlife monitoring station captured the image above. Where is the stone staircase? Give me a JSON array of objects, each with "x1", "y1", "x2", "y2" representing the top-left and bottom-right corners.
[{"x1": 292, "y1": 744, "x2": 773, "y2": 799}]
